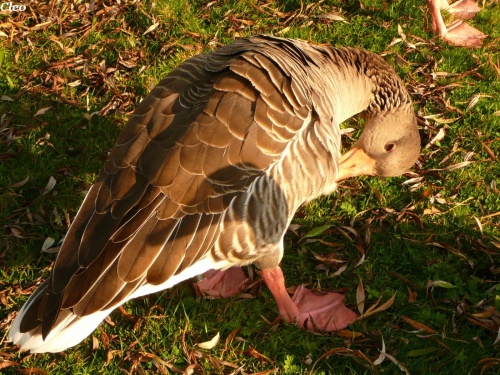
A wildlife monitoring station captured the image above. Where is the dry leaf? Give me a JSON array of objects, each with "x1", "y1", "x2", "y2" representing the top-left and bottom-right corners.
[
  {"x1": 373, "y1": 336, "x2": 386, "y2": 366},
  {"x1": 432, "y1": 71, "x2": 459, "y2": 78},
  {"x1": 385, "y1": 353, "x2": 410, "y2": 374},
  {"x1": 332, "y1": 264, "x2": 347, "y2": 276},
  {"x1": 423, "y1": 207, "x2": 441, "y2": 215},
  {"x1": 0, "y1": 361, "x2": 18, "y2": 370},
  {"x1": 334, "y1": 330, "x2": 363, "y2": 339},
  {"x1": 196, "y1": 332, "x2": 220, "y2": 349},
  {"x1": 7, "y1": 176, "x2": 29, "y2": 188},
  {"x1": 388, "y1": 37, "x2": 403, "y2": 47},
  {"x1": 397, "y1": 24, "x2": 406, "y2": 40},
  {"x1": 433, "y1": 117, "x2": 458, "y2": 124},
  {"x1": 42, "y1": 176, "x2": 56, "y2": 195},
  {"x1": 444, "y1": 161, "x2": 471, "y2": 171},
  {"x1": 407, "y1": 287, "x2": 417, "y2": 303},
  {"x1": 425, "y1": 128, "x2": 446, "y2": 148},
  {"x1": 356, "y1": 276, "x2": 365, "y2": 315},
  {"x1": 92, "y1": 335, "x2": 99, "y2": 350},
  {"x1": 494, "y1": 327, "x2": 500, "y2": 345},
  {"x1": 41, "y1": 237, "x2": 55, "y2": 252},
  {"x1": 467, "y1": 93, "x2": 481, "y2": 111},
  {"x1": 183, "y1": 364, "x2": 196, "y2": 375},
  {"x1": 477, "y1": 139, "x2": 497, "y2": 161},
  {"x1": 402, "y1": 177, "x2": 423, "y2": 185},
  {"x1": 357, "y1": 293, "x2": 396, "y2": 320},
  {"x1": 67, "y1": 80, "x2": 81, "y2": 87},
  {"x1": 427, "y1": 280, "x2": 456, "y2": 294},
  {"x1": 474, "y1": 216, "x2": 483, "y2": 234},
  {"x1": 318, "y1": 13, "x2": 346, "y2": 22},
  {"x1": 401, "y1": 316, "x2": 436, "y2": 333},
  {"x1": 243, "y1": 346, "x2": 273, "y2": 364},
  {"x1": 35, "y1": 107, "x2": 52, "y2": 116},
  {"x1": 143, "y1": 22, "x2": 159, "y2": 35}
]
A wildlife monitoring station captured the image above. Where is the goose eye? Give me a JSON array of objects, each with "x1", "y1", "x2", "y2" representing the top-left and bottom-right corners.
[{"x1": 385, "y1": 143, "x2": 396, "y2": 152}]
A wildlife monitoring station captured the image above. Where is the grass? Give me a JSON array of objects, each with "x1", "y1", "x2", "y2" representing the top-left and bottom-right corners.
[{"x1": 1, "y1": 0, "x2": 500, "y2": 374}]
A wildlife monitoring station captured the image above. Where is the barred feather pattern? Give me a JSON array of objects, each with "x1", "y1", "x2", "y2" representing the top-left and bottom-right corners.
[{"x1": 9, "y1": 35, "x2": 414, "y2": 353}]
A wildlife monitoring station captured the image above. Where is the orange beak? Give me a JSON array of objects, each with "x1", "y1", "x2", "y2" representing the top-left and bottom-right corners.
[{"x1": 336, "y1": 147, "x2": 377, "y2": 181}]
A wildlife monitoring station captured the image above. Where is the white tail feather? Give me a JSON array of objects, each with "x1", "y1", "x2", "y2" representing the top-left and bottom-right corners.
[{"x1": 8, "y1": 257, "x2": 230, "y2": 353}]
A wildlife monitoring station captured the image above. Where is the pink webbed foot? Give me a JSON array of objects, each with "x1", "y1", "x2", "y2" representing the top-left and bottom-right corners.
[
  {"x1": 428, "y1": 0, "x2": 487, "y2": 48},
  {"x1": 447, "y1": 0, "x2": 481, "y2": 20},
  {"x1": 194, "y1": 267, "x2": 249, "y2": 298},
  {"x1": 291, "y1": 285, "x2": 358, "y2": 332},
  {"x1": 261, "y1": 267, "x2": 357, "y2": 333},
  {"x1": 444, "y1": 20, "x2": 487, "y2": 48}
]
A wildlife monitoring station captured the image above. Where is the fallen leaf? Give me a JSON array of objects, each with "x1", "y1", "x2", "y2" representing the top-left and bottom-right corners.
[
  {"x1": 0, "y1": 361, "x2": 18, "y2": 370},
  {"x1": 243, "y1": 346, "x2": 273, "y2": 364},
  {"x1": 385, "y1": 353, "x2": 410, "y2": 374},
  {"x1": 67, "y1": 80, "x2": 81, "y2": 87},
  {"x1": 318, "y1": 13, "x2": 346, "y2": 22},
  {"x1": 401, "y1": 316, "x2": 436, "y2": 333},
  {"x1": 402, "y1": 177, "x2": 423, "y2": 185},
  {"x1": 373, "y1": 336, "x2": 386, "y2": 366},
  {"x1": 7, "y1": 176, "x2": 29, "y2": 188},
  {"x1": 467, "y1": 93, "x2": 481, "y2": 111},
  {"x1": 474, "y1": 216, "x2": 483, "y2": 234},
  {"x1": 427, "y1": 280, "x2": 456, "y2": 294},
  {"x1": 425, "y1": 128, "x2": 446, "y2": 148},
  {"x1": 357, "y1": 293, "x2": 396, "y2": 320},
  {"x1": 92, "y1": 335, "x2": 99, "y2": 350},
  {"x1": 479, "y1": 358, "x2": 500, "y2": 375},
  {"x1": 444, "y1": 161, "x2": 471, "y2": 172},
  {"x1": 34, "y1": 107, "x2": 52, "y2": 116},
  {"x1": 41, "y1": 237, "x2": 55, "y2": 252},
  {"x1": 247, "y1": 370, "x2": 278, "y2": 375},
  {"x1": 196, "y1": 332, "x2": 220, "y2": 349},
  {"x1": 182, "y1": 363, "x2": 196, "y2": 375},
  {"x1": 42, "y1": 176, "x2": 56, "y2": 195},
  {"x1": 332, "y1": 264, "x2": 347, "y2": 277},
  {"x1": 143, "y1": 22, "x2": 159, "y2": 35},
  {"x1": 302, "y1": 225, "x2": 331, "y2": 239},
  {"x1": 407, "y1": 287, "x2": 417, "y2": 303},
  {"x1": 423, "y1": 207, "x2": 441, "y2": 215},
  {"x1": 334, "y1": 330, "x2": 363, "y2": 339},
  {"x1": 356, "y1": 276, "x2": 365, "y2": 315}
]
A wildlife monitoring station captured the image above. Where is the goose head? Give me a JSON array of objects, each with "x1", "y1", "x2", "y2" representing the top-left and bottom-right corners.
[{"x1": 336, "y1": 109, "x2": 420, "y2": 181}]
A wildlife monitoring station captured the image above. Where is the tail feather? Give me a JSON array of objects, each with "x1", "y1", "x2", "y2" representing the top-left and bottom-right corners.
[
  {"x1": 8, "y1": 257, "x2": 228, "y2": 353},
  {"x1": 9, "y1": 306, "x2": 112, "y2": 353}
]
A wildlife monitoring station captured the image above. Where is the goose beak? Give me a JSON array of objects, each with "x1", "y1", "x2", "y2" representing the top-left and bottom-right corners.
[{"x1": 336, "y1": 147, "x2": 376, "y2": 181}]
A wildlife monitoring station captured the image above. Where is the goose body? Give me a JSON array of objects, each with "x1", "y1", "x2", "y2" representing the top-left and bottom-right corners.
[{"x1": 8, "y1": 35, "x2": 420, "y2": 353}]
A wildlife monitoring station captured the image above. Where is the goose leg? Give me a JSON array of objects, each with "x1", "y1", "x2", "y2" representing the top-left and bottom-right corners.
[
  {"x1": 428, "y1": 0, "x2": 486, "y2": 48},
  {"x1": 261, "y1": 267, "x2": 357, "y2": 332},
  {"x1": 194, "y1": 267, "x2": 249, "y2": 298}
]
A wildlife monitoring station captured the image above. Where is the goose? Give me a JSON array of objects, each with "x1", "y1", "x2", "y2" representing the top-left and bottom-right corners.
[
  {"x1": 8, "y1": 35, "x2": 421, "y2": 353},
  {"x1": 427, "y1": 0, "x2": 487, "y2": 48}
]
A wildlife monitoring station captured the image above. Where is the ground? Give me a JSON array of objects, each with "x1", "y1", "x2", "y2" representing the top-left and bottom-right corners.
[{"x1": 0, "y1": 0, "x2": 499, "y2": 374}]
